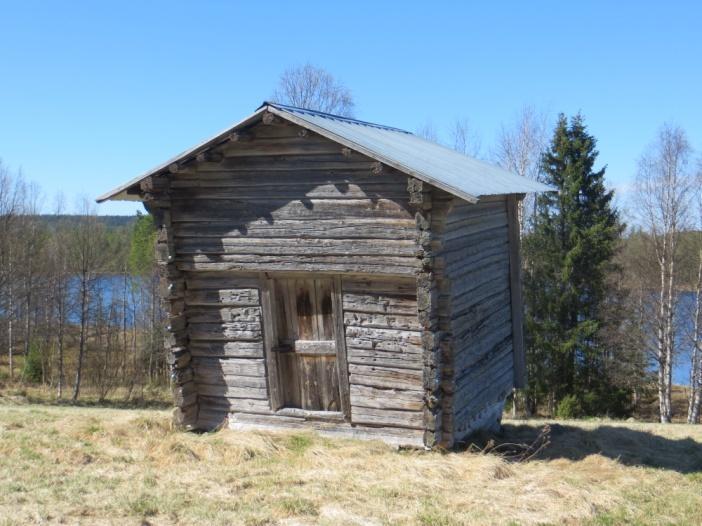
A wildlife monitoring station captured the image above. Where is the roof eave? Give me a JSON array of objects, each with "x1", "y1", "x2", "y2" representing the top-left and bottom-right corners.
[{"x1": 96, "y1": 106, "x2": 270, "y2": 203}]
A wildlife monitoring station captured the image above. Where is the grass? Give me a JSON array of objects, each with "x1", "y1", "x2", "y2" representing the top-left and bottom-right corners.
[{"x1": 0, "y1": 398, "x2": 701, "y2": 525}]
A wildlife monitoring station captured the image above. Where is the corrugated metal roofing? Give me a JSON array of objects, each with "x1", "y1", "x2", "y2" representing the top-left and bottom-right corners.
[{"x1": 97, "y1": 102, "x2": 552, "y2": 203}]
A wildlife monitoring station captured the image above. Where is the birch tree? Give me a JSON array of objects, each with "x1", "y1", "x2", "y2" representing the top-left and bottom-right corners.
[
  {"x1": 70, "y1": 199, "x2": 106, "y2": 400},
  {"x1": 634, "y1": 124, "x2": 695, "y2": 423},
  {"x1": 271, "y1": 63, "x2": 355, "y2": 117},
  {"x1": 450, "y1": 118, "x2": 482, "y2": 158},
  {"x1": 688, "y1": 170, "x2": 702, "y2": 423},
  {"x1": 493, "y1": 106, "x2": 549, "y2": 234}
]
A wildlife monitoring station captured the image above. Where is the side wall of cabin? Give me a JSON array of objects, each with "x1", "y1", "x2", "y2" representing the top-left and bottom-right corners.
[
  {"x1": 433, "y1": 192, "x2": 521, "y2": 446},
  {"x1": 146, "y1": 118, "x2": 430, "y2": 446}
]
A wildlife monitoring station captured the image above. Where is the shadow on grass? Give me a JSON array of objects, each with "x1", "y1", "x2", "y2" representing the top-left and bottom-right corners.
[{"x1": 471, "y1": 422, "x2": 702, "y2": 474}]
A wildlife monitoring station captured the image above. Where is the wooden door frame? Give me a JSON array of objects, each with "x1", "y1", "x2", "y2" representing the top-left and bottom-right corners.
[{"x1": 259, "y1": 272, "x2": 351, "y2": 420}]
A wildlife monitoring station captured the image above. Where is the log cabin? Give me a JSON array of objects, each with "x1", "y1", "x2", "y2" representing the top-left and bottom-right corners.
[{"x1": 97, "y1": 102, "x2": 551, "y2": 448}]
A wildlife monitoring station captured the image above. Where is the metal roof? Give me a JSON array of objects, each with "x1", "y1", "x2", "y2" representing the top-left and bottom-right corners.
[{"x1": 97, "y1": 102, "x2": 552, "y2": 203}]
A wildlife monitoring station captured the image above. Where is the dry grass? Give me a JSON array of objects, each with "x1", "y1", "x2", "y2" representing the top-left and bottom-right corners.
[{"x1": 0, "y1": 400, "x2": 701, "y2": 525}]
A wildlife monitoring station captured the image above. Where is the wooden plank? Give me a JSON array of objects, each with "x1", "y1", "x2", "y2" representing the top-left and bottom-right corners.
[
  {"x1": 333, "y1": 276, "x2": 352, "y2": 420},
  {"x1": 176, "y1": 258, "x2": 419, "y2": 276},
  {"x1": 198, "y1": 395, "x2": 272, "y2": 414},
  {"x1": 185, "y1": 288, "x2": 260, "y2": 306},
  {"x1": 260, "y1": 275, "x2": 283, "y2": 410},
  {"x1": 349, "y1": 384, "x2": 424, "y2": 411},
  {"x1": 173, "y1": 219, "x2": 416, "y2": 240},
  {"x1": 350, "y1": 406, "x2": 423, "y2": 429},
  {"x1": 285, "y1": 340, "x2": 336, "y2": 355},
  {"x1": 343, "y1": 311, "x2": 420, "y2": 330},
  {"x1": 349, "y1": 364, "x2": 423, "y2": 391},
  {"x1": 171, "y1": 198, "x2": 414, "y2": 222},
  {"x1": 294, "y1": 278, "x2": 316, "y2": 340},
  {"x1": 175, "y1": 238, "x2": 417, "y2": 257},
  {"x1": 188, "y1": 322, "x2": 262, "y2": 341},
  {"x1": 343, "y1": 292, "x2": 417, "y2": 316},
  {"x1": 189, "y1": 341, "x2": 263, "y2": 358},
  {"x1": 347, "y1": 347, "x2": 422, "y2": 370},
  {"x1": 314, "y1": 278, "x2": 334, "y2": 340},
  {"x1": 507, "y1": 194, "x2": 526, "y2": 388},
  {"x1": 186, "y1": 306, "x2": 261, "y2": 323},
  {"x1": 342, "y1": 277, "x2": 417, "y2": 295},
  {"x1": 191, "y1": 357, "x2": 266, "y2": 377},
  {"x1": 195, "y1": 382, "x2": 268, "y2": 399}
]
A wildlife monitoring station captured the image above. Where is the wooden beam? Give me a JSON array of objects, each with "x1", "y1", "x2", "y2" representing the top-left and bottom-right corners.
[
  {"x1": 298, "y1": 128, "x2": 310, "y2": 138},
  {"x1": 168, "y1": 162, "x2": 180, "y2": 174},
  {"x1": 341, "y1": 147, "x2": 353, "y2": 158},
  {"x1": 371, "y1": 162, "x2": 384, "y2": 175},
  {"x1": 333, "y1": 276, "x2": 352, "y2": 420},
  {"x1": 506, "y1": 194, "x2": 526, "y2": 388},
  {"x1": 228, "y1": 131, "x2": 251, "y2": 142},
  {"x1": 262, "y1": 111, "x2": 282, "y2": 125},
  {"x1": 260, "y1": 274, "x2": 284, "y2": 410},
  {"x1": 196, "y1": 151, "x2": 224, "y2": 163}
]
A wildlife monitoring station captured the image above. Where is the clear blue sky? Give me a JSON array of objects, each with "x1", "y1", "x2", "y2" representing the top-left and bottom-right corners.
[{"x1": 1, "y1": 1, "x2": 700, "y2": 215}]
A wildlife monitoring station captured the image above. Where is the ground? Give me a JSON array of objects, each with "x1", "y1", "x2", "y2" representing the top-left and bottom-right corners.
[{"x1": 1, "y1": 396, "x2": 701, "y2": 525}]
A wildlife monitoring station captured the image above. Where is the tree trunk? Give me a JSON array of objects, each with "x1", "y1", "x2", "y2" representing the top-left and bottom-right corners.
[
  {"x1": 688, "y1": 250, "x2": 702, "y2": 424},
  {"x1": 72, "y1": 276, "x2": 89, "y2": 401}
]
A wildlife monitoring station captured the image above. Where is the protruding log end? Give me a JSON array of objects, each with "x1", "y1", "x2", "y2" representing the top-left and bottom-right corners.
[
  {"x1": 262, "y1": 111, "x2": 281, "y2": 125},
  {"x1": 196, "y1": 151, "x2": 224, "y2": 163}
]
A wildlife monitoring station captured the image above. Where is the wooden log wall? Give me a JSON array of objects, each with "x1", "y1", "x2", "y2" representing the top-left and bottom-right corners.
[
  {"x1": 433, "y1": 193, "x2": 515, "y2": 445},
  {"x1": 167, "y1": 121, "x2": 420, "y2": 277},
  {"x1": 183, "y1": 272, "x2": 271, "y2": 429},
  {"x1": 142, "y1": 176, "x2": 198, "y2": 429},
  {"x1": 343, "y1": 278, "x2": 425, "y2": 432}
]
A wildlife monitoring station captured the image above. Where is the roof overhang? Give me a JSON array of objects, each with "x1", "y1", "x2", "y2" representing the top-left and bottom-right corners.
[{"x1": 97, "y1": 102, "x2": 554, "y2": 203}]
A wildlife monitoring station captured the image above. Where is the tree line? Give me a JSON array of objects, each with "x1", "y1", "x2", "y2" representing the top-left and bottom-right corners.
[
  {"x1": 0, "y1": 168, "x2": 164, "y2": 401},
  {"x1": 1, "y1": 64, "x2": 700, "y2": 424}
]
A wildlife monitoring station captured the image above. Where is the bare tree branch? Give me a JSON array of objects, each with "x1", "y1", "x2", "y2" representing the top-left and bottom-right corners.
[{"x1": 271, "y1": 63, "x2": 355, "y2": 117}]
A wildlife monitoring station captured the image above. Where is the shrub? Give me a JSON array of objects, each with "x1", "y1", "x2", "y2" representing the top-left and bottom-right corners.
[
  {"x1": 21, "y1": 342, "x2": 43, "y2": 383},
  {"x1": 555, "y1": 394, "x2": 583, "y2": 419}
]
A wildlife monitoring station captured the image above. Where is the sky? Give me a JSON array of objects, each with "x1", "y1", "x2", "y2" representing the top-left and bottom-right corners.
[{"x1": 1, "y1": 0, "x2": 700, "y2": 215}]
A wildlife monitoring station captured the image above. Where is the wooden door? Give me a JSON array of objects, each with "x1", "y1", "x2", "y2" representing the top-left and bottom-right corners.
[{"x1": 272, "y1": 277, "x2": 342, "y2": 411}]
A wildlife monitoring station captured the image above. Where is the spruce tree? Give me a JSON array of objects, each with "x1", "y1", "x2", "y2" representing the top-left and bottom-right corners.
[{"x1": 523, "y1": 114, "x2": 623, "y2": 416}]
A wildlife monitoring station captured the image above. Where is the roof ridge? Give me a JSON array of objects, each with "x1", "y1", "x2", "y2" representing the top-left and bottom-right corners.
[{"x1": 260, "y1": 101, "x2": 412, "y2": 134}]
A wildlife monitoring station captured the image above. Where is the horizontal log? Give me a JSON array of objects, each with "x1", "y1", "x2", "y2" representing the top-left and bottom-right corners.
[
  {"x1": 171, "y1": 170, "x2": 405, "y2": 186},
  {"x1": 185, "y1": 275, "x2": 261, "y2": 290},
  {"x1": 185, "y1": 288, "x2": 260, "y2": 307},
  {"x1": 192, "y1": 357, "x2": 266, "y2": 377},
  {"x1": 343, "y1": 311, "x2": 420, "y2": 331},
  {"x1": 347, "y1": 347, "x2": 422, "y2": 370},
  {"x1": 351, "y1": 406, "x2": 423, "y2": 429},
  {"x1": 228, "y1": 412, "x2": 425, "y2": 447},
  {"x1": 189, "y1": 340, "x2": 264, "y2": 358},
  {"x1": 171, "y1": 198, "x2": 414, "y2": 222},
  {"x1": 177, "y1": 258, "x2": 419, "y2": 275},
  {"x1": 176, "y1": 237, "x2": 417, "y2": 257},
  {"x1": 349, "y1": 384, "x2": 424, "y2": 411},
  {"x1": 171, "y1": 183, "x2": 408, "y2": 200},
  {"x1": 345, "y1": 326, "x2": 422, "y2": 345},
  {"x1": 198, "y1": 395, "x2": 272, "y2": 414},
  {"x1": 188, "y1": 321, "x2": 262, "y2": 341},
  {"x1": 174, "y1": 218, "x2": 415, "y2": 240},
  {"x1": 349, "y1": 364, "x2": 423, "y2": 391},
  {"x1": 343, "y1": 292, "x2": 417, "y2": 316},
  {"x1": 441, "y1": 214, "x2": 508, "y2": 242},
  {"x1": 186, "y1": 306, "x2": 261, "y2": 324},
  {"x1": 343, "y1": 277, "x2": 417, "y2": 294},
  {"x1": 195, "y1": 382, "x2": 268, "y2": 399}
]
